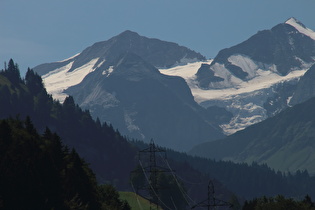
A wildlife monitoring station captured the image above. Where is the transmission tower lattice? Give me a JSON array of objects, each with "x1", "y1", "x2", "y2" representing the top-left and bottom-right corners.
[
  {"x1": 191, "y1": 180, "x2": 233, "y2": 210},
  {"x1": 131, "y1": 139, "x2": 173, "y2": 210}
]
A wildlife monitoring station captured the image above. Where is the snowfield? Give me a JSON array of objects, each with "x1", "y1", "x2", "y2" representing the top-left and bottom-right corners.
[
  {"x1": 286, "y1": 17, "x2": 315, "y2": 41},
  {"x1": 42, "y1": 58, "x2": 100, "y2": 102},
  {"x1": 159, "y1": 59, "x2": 307, "y2": 103},
  {"x1": 159, "y1": 57, "x2": 308, "y2": 135}
]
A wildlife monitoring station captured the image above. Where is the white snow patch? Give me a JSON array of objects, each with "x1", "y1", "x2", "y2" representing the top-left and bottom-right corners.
[
  {"x1": 228, "y1": 55, "x2": 258, "y2": 79},
  {"x1": 124, "y1": 109, "x2": 145, "y2": 139},
  {"x1": 58, "y1": 53, "x2": 80, "y2": 62},
  {"x1": 191, "y1": 68, "x2": 306, "y2": 104},
  {"x1": 159, "y1": 60, "x2": 212, "y2": 79},
  {"x1": 286, "y1": 18, "x2": 315, "y2": 41},
  {"x1": 102, "y1": 66, "x2": 114, "y2": 77},
  {"x1": 159, "y1": 59, "x2": 306, "y2": 103},
  {"x1": 124, "y1": 110, "x2": 140, "y2": 132},
  {"x1": 42, "y1": 58, "x2": 99, "y2": 102},
  {"x1": 96, "y1": 59, "x2": 106, "y2": 68},
  {"x1": 208, "y1": 63, "x2": 244, "y2": 89}
]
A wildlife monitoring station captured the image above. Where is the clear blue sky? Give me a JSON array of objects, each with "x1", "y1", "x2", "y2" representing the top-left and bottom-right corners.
[{"x1": 1, "y1": 0, "x2": 315, "y2": 75}]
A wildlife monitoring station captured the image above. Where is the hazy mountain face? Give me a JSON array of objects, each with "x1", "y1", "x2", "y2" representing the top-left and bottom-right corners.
[
  {"x1": 189, "y1": 96, "x2": 315, "y2": 174},
  {"x1": 67, "y1": 52, "x2": 225, "y2": 151},
  {"x1": 34, "y1": 31, "x2": 223, "y2": 151}
]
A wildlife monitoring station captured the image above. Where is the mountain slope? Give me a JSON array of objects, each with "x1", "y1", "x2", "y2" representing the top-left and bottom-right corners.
[
  {"x1": 189, "y1": 96, "x2": 315, "y2": 174},
  {"x1": 65, "y1": 52, "x2": 224, "y2": 151},
  {"x1": 290, "y1": 64, "x2": 315, "y2": 105}
]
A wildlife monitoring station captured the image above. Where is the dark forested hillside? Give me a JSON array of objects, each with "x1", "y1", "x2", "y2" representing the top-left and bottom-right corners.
[
  {"x1": 133, "y1": 141, "x2": 315, "y2": 200},
  {"x1": 242, "y1": 195, "x2": 315, "y2": 210},
  {"x1": 0, "y1": 117, "x2": 131, "y2": 210}
]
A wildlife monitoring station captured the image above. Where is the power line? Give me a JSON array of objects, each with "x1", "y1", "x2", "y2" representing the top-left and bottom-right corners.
[
  {"x1": 191, "y1": 180, "x2": 233, "y2": 210},
  {"x1": 130, "y1": 181, "x2": 144, "y2": 210},
  {"x1": 160, "y1": 153, "x2": 195, "y2": 206},
  {"x1": 139, "y1": 160, "x2": 173, "y2": 210},
  {"x1": 131, "y1": 139, "x2": 174, "y2": 210}
]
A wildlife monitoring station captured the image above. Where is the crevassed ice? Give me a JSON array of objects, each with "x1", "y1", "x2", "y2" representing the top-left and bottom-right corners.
[{"x1": 159, "y1": 59, "x2": 308, "y2": 134}]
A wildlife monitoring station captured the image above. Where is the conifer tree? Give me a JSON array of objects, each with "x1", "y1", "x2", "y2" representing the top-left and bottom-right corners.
[{"x1": 5, "y1": 59, "x2": 21, "y2": 85}]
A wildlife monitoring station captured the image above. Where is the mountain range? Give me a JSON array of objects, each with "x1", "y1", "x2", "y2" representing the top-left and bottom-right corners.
[{"x1": 33, "y1": 18, "x2": 315, "y2": 156}]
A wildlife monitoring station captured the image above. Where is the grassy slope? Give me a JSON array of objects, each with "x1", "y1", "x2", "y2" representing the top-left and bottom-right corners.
[{"x1": 119, "y1": 192, "x2": 162, "y2": 210}]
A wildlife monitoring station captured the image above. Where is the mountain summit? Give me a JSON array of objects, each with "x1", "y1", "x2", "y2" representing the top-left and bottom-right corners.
[
  {"x1": 285, "y1": 17, "x2": 315, "y2": 41},
  {"x1": 34, "y1": 30, "x2": 205, "y2": 102},
  {"x1": 34, "y1": 30, "x2": 205, "y2": 76},
  {"x1": 196, "y1": 17, "x2": 315, "y2": 90}
]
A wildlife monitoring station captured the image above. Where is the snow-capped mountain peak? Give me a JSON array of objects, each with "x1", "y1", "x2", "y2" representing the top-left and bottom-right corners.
[{"x1": 285, "y1": 17, "x2": 315, "y2": 40}]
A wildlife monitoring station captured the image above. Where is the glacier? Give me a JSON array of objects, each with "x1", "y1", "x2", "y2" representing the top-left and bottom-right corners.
[{"x1": 159, "y1": 56, "x2": 309, "y2": 135}]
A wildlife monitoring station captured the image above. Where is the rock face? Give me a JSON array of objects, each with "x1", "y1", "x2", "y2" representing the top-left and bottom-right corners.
[
  {"x1": 65, "y1": 52, "x2": 224, "y2": 151},
  {"x1": 290, "y1": 64, "x2": 315, "y2": 106}
]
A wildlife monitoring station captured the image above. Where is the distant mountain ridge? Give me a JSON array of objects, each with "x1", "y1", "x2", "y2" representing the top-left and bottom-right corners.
[
  {"x1": 189, "y1": 94, "x2": 315, "y2": 174},
  {"x1": 34, "y1": 30, "x2": 206, "y2": 104},
  {"x1": 35, "y1": 30, "x2": 205, "y2": 77}
]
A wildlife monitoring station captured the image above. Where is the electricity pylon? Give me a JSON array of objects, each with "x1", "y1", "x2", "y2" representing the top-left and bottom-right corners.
[{"x1": 191, "y1": 180, "x2": 233, "y2": 210}]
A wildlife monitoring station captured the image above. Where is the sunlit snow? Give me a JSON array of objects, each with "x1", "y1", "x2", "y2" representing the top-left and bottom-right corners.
[
  {"x1": 159, "y1": 57, "x2": 308, "y2": 134},
  {"x1": 42, "y1": 58, "x2": 99, "y2": 102},
  {"x1": 159, "y1": 58, "x2": 306, "y2": 104},
  {"x1": 228, "y1": 55, "x2": 259, "y2": 79},
  {"x1": 285, "y1": 17, "x2": 315, "y2": 41},
  {"x1": 58, "y1": 53, "x2": 80, "y2": 62},
  {"x1": 102, "y1": 66, "x2": 114, "y2": 77},
  {"x1": 42, "y1": 53, "x2": 310, "y2": 136}
]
